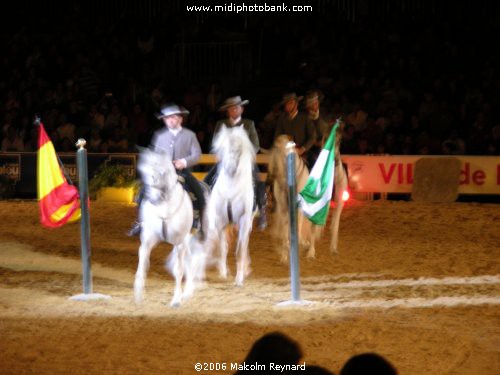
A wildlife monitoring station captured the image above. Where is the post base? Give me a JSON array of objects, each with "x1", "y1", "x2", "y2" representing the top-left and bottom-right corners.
[
  {"x1": 276, "y1": 299, "x2": 313, "y2": 307},
  {"x1": 69, "y1": 293, "x2": 112, "y2": 301}
]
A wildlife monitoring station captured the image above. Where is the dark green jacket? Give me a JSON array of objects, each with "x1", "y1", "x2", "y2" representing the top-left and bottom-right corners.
[{"x1": 214, "y1": 118, "x2": 260, "y2": 153}]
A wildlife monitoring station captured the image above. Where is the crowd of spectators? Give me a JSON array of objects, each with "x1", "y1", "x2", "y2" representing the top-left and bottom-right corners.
[{"x1": 1, "y1": 5, "x2": 498, "y2": 156}]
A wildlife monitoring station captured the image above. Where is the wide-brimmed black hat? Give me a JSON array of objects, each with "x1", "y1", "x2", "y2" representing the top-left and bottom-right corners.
[
  {"x1": 155, "y1": 104, "x2": 189, "y2": 119},
  {"x1": 281, "y1": 92, "x2": 303, "y2": 105},
  {"x1": 218, "y1": 96, "x2": 249, "y2": 111}
]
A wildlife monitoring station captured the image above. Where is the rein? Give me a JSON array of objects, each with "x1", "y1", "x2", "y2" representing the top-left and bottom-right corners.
[
  {"x1": 143, "y1": 170, "x2": 189, "y2": 241},
  {"x1": 227, "y1": 201, "x2": 233, "y2": 224}
]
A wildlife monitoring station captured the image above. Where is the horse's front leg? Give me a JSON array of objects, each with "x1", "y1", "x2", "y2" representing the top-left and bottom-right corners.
[
  {"x1": 182, "y1": 235, "x2": 198, "y2": 301},
  {"x1": 170, "y1": 243, "x2": 185, "y2": 307},
  {"x1": 299, "y1": 213, "x2": 315, "y2": 257},
  {"x1": 330, "y1": 200, "x2": 344, "y2": 254},
  {"x1": 275, "y1": 207, "x2": 289, "y2": 264},
  {"x1": 217, "y1": 227, "x2": 229, "y2": 279},
  {"x1": 235, "y1": 216, "x2": 252, "y2": 286},
  {"x1": 330, "y1": 166, "x2": 347, "y2": 254},
  {"x1": 134, "y1": 235, "x2": 157, "y2": 304},
  {"x1": 306, "y1": 225, "x2": 323, "y2": 259}
]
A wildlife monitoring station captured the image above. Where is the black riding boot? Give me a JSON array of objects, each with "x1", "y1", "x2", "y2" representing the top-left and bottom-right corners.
[
  {"x1": 127, "y1": 185, "x2": 144, "y2": 237},
  {"x1": 179, "y1": 170, "x2": 206, "y2": 239},
  {"x1": 203, "y1": 164, "x2": 218, "y2": 189}
]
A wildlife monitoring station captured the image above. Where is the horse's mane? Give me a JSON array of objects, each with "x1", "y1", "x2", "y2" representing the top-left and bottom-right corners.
[
  {"x1": 268, "y1": 134, "x2": 309, "y2": 190},
  {"x1": 138, "y1": 148, "x2": 177, "y2": 192},
  {"x1": 138, "y1": 148, "x2": 171, "y2": 172},
  {"x1": 212, "y1": 124, "x2": 256, "y2": 164},
  {"x1": 268, "y1": 135, "x2": 290, "y2": 188}
]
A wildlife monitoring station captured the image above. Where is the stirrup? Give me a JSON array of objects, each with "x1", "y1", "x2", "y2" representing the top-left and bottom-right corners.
[
  {"x1": 127, "y1": 222, "x2": 141, "y2": 237},
  {"x1": 257, "y1": 209, "x2": 267, "y2": 231}
]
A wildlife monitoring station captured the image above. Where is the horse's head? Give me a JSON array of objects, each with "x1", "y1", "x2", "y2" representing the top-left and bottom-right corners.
[
  {"x1": 273, "y1": 135, "x2": 292, "y2": 157},
  {"x1": 138, "y1": 148, "x2": 177, "y2": 204},
  {"x1": 212, "y1": 125, "x2": 255, "y2": 178},
  {"x1": 268, "y1": 134, "x2": 294, "y2": 183}
]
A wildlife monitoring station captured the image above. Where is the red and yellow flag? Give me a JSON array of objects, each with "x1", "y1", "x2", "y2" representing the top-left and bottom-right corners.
[{"x1": 37, "y1": 123, "x2": 80, "y2": 228}]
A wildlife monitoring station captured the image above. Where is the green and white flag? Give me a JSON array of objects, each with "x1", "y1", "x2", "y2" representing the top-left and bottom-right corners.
[{"x1": 298, "y1": 120, "x2": 340, "y2": 225}]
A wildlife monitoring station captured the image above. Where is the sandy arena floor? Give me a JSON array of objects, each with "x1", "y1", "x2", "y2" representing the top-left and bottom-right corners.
[{"x1": 0, "y1": 199, "x2": 499, "y2": 374}]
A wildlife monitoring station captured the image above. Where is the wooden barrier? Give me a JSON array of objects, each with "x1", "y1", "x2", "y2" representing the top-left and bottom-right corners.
[{"x1": 192, "y1": 154, "x2": 270, "y2": 181}]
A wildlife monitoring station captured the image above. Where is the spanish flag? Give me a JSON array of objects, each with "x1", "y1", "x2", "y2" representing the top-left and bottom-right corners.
[{"x1": 37, "y1": 123, "x2": 80, "y2": 228}]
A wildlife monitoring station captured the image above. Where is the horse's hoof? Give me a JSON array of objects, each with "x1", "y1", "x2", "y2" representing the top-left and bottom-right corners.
[
  {"x1": 306, "y1": 250, "x2": 316, "y2": 259},
  {"x1": 244, "y1": 267, "x2": 252, "y2": 277},
  {"x1": 218, "y1": 268, "x2": 228, "y2": 279},
  {"x1": 182, "y1": 288, "x2": 194, "y2": 300},
  {"x1": 170, "y1": 301, "x2": 181, "y2": 308},
  {"x1": 134, "y1": 288, "x2": 144, "y2": 304}
]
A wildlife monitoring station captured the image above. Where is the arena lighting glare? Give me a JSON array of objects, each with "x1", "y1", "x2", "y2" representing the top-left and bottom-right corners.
[{"x1": 342, "y1": 190, "x2": 350, "y2": 202}]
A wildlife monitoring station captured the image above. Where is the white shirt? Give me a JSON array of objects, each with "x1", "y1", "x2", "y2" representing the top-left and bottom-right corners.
[{"x1": 230, "y1": 116, "x2": 242, "y2": 125}]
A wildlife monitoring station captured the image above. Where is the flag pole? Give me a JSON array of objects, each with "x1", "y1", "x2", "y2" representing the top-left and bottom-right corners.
[
  {"x1": 70, "y1": 138, "x2": 110, "y2": 301},
  {"x1": 276, "y1": 142, "x2": 312, "y2": 307},
  {"x1": 76, "y1": 139, "x2": 92, "y2": 294},
  {"x1": 286, "y1": 142, "x2": 301, "y2": 301}
]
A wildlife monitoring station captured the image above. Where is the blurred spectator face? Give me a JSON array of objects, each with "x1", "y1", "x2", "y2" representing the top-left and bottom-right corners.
[
  {"x1": 120, "y1": 115, "x2": 129, "y2": 128},
  {"x1": 358, "y1": 138, "x2": 369, "y2": 153},
  {"x1": 6, "y1": 126, "x2": 17, "y2": 141},
  {"x1": 91, "y1": 129, "x2": 100, "y2": 139},
  {"x1": 227, "y1": 104, "x2": 243, "y2": 120},
  {"x1": 492, "y1": 124, "x2": 500, "y2": 139},
  {"x1": 133, "y1": 104, "x2": 142, "y2": 114}
]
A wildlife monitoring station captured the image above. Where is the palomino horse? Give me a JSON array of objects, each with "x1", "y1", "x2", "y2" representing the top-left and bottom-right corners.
[
  {"x1": 134, "y1": 149, "x2": 205, "y2": 307},
  {"x1": 268, "y1": 135, "x2": 318, "y2": 261},
  {"x1": 268, "y1": 129, "x2": 348, "y2": 260},
  {"x1": 205, "y1": 125, "x2": 256, "y2": 286},
  {"x1": 327, "y1": 133, "x2": 348, "y2": 254}
]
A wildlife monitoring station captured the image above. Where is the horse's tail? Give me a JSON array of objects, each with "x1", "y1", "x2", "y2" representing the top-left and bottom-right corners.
[
  {"x1": 165, "y1": 235, "x2": 208, "y2": 284},
  {"x1": 188, "y1": 235, "x2": 208, "y2": 283}
]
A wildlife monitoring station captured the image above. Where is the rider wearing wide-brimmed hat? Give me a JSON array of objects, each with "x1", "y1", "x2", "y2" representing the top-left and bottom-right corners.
[
  {"x1": 304, "y1": 90, "x2": 331, "y2": 166},
  {"x1": 204, "y1": 95, "x2": 267, "y2": 230},
  {"x1": 274, "y1": 92, "x2": 317, "y2": 163},
  {"x1": 128, "y1": 103, "x2": 206, "y2": 237}
]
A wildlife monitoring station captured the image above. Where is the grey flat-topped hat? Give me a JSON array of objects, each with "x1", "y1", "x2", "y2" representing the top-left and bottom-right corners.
[
  {"x1": 218, "y1": 96, "x2": 249, "y2": 111},
  {"x1": 156, "y1": 104, "x2": 190, "y2": 119}
]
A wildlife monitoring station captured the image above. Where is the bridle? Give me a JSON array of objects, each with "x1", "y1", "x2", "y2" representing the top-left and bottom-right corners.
[{"x1": 144, "y1": 168, "x2": 176, "y2": 206}]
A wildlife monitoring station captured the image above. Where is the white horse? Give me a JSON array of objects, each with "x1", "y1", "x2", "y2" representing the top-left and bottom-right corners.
[
  {"x1": 134, "y1": 149, "x2": 205, "y2": 307},
  {"x1": 205, "y1": 125, "x2": 256, "y2": 286}
]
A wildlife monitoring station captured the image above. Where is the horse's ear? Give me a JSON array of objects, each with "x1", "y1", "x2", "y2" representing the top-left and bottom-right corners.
[{"x1": 135, "y1": 145, "x2": 148, "y2": 153}]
